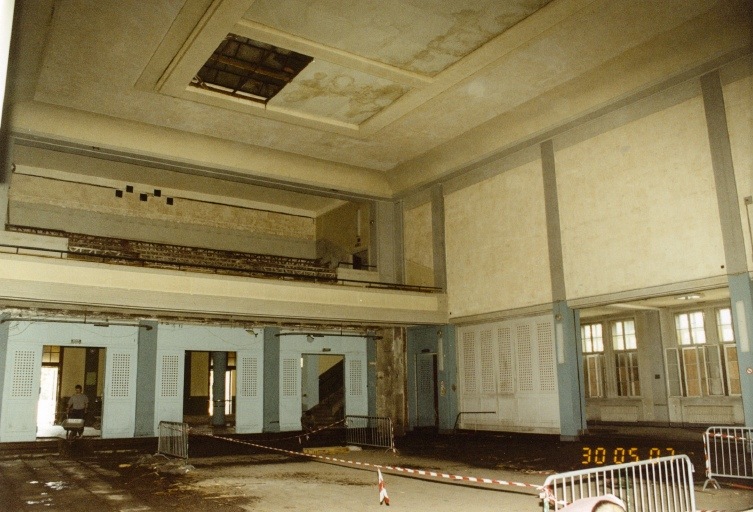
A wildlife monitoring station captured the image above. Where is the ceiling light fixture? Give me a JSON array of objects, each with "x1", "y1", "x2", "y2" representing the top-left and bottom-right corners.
[{"x1": 675, "y1": 293, "x2": 703, "y2": 300}]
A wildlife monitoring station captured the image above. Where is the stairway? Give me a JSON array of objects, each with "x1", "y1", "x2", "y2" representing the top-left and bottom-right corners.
[{"x1": 305, "y1": 388, "x2": 344, "y2": 427}]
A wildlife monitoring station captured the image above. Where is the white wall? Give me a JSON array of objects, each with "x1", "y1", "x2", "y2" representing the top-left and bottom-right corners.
[
  {"x1": 557, "y1": 95, "x2": 724, "y2": 300},
  {"x1": 445, "y1": 158, "x2": 551, "y2": 318},
  {"x1": 456, "y1": 314, "x2": 559, "y2": 434},
  {"x1": 403, "y1": 202, "x2": 434, "y2": 287}
]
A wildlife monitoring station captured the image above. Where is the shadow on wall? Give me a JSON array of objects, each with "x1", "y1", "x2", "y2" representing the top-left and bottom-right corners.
[{"x1": 316, "y1": 239, "x2": 352, "y2": 269}]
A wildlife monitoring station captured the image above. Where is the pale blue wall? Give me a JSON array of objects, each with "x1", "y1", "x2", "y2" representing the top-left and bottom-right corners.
[
  {"x1": 263, "y1": 327, "x2": 280, "y2": 432},
  {"x1": 406, "y1": 324, "x2": 458, "y2": 432},
  {"x1": 134, "y1": 320, "x2": 158, "y2": 437}
]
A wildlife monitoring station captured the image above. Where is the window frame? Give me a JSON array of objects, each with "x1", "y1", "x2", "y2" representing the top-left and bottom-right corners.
[
  {"x1": 611, "y1": 319, "x2": 640, "y2": 397},
  {"x1": 668, "y1": 305, "x2": 738, "y2": 398},
  {"x1": 675, "y1": 311, "x2": 707, "y2": 346},
  {"x1": 581, "y1": 318, "x2": 641, "y2": 399},
  {"x1": 581, "y1": 322, "x2": 606, "y2": 398}
]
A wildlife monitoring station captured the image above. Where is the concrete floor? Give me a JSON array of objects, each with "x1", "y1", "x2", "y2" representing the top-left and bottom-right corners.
[{"x1": 0, "y1": 427, "x2": 752, "y2": 511}]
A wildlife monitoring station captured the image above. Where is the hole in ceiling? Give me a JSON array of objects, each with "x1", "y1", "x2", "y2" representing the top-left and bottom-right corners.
[{"x1": 190, "y1": 34, "x2": 313, "y2": 104}]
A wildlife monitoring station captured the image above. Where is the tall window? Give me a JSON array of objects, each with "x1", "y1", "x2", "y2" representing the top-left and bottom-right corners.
[
  {"x1": 613, "y1": 320, "x2": 640, "y2": 397},
  {"x1": 669, "y1": 309, "x2": 733, "y2": 397},
  {"x1": 582, "y1": 323, "x2": 605, "y2": 398},
  {"x1": 717, "y1": 308, "x2": 741, "y2": 395}
]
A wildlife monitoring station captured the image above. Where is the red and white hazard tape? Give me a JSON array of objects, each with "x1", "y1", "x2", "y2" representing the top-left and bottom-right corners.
[
  {"x1": 706, "y1": 431, "x2": 751, "y2": 443},
  {"x1": 190, "y1": 430, "x2": 543, "y2": 493},
  {"x1": 252, "y1": 418, "x2": 345, "y2": 444}
]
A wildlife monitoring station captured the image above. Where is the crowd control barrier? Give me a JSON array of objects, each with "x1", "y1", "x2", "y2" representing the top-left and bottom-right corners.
[
  {"x1": 345, "y1": 415, "x2": 395, "y2": 452},
  {"x1": 703, "y1": 426, "x2": 753, "y2": 489},
  {"x1": 157, "y1": 421, "x2": 189, "y2": 460},
  {"x1": 541, "y1": 454, "x2": 695, "y2": 512}
]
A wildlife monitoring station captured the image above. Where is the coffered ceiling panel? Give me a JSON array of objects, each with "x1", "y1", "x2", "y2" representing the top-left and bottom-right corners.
[
  {"x1": 269, "y1": 60, "x2": 410, "y2": 124},
  {"x1": 243, "y1": 0, "x2": 553, "y2": 76}
]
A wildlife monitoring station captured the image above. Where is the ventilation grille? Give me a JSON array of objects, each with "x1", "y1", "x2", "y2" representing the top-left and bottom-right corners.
[
  {"x1": 417, "y1": 356, "x2": 433, "y2": 394},
  {"x1": 160, "y1": 354, "x2": 179, "y2": 397},
  {"x1": 240, "y1": 357, "x2": 258, "y2": 397},
  {"x1": 497, "y1": 327, "x2": 513, "y2": 394},
  {"x1": 537, "y1": 322, "x2": 556, "y2": 392},
  {"x1": 462, "y1": 331, "x2": 477, "y2": 395},
  {"x1": 480, "y1": 329, "x2": 495, "y2": 393},
  {"x1": 282, "y1": 358, "x2": 298, "y2": 397},
  {"x1": 110, "y1": 353, "x2": 131, "y2": 397},
  {"x1": 349, "y1": 360, "x2": 363, "y2": 396},
  {"x1": 11, "y1": 350, "x2": 35, "y2": 398},
  {"x1": 517, "y1": 324, "x2": 533, "y2": 392}
]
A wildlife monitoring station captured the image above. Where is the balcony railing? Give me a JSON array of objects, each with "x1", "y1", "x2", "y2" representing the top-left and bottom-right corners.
[{"x1": 0, "y1": 229, "x2": 442, "y2": 293}]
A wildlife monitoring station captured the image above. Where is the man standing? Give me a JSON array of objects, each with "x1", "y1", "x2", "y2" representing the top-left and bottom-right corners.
[{"x1": 67, "y1": 384, "x2": 88, "y2": 421}]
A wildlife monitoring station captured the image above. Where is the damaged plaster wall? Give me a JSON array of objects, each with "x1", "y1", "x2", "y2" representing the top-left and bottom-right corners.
[{"x1": 376, "y1": 327, "x2": 407, "y2": 436}]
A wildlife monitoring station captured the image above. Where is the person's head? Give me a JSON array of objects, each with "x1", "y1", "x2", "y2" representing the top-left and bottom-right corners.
[{"x1": 75, "y1": 385, "x2": 82, "y2": 393}]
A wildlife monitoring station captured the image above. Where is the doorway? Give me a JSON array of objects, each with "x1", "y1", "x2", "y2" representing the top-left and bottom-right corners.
[
  {"x1": 183, "y1": 351, "x2": 236, "y2": 425},
  {"x1": 36, "y1": 345, "x2": 105, "y2": 436},
  {"x1": 301, "y1": 354, "x2": 344, "y2": 429},
  {"x1": 37, "y1": 366, "x2": 59, "y2": 429}
]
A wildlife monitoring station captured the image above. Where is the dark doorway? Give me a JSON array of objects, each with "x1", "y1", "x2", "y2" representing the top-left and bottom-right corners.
[
  {"x1": 301, "y1": 354, "x2": 344, "y2": 429},
  {"x1": 183, "y1": 351, "x2": 236, "y2": 426},
  {"x1": 352, "y1": 250, "x2": 369, "y2": 270}
]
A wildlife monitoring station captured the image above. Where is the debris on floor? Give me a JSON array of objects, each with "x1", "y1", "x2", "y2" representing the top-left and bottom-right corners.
[{"x1": 134, "y1": 453, "x2": 195, "y2": 475}]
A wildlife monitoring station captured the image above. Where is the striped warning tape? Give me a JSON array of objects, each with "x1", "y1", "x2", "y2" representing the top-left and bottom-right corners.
[
  {"x1": 191, "y1": 419, "x2": 344, "y2": 445},
  {"x1": 702, "y1": 429, "x2": 753, "y2": 488},
  {"x1": 257, "y1": 419, "x2": 345, "y2": 444},
  {"x1": 706, "y1": 431, "x2": 751, "y2": 443},
  {"x1": 190, "y1": 429, "x2": 543, "y2": 492}
]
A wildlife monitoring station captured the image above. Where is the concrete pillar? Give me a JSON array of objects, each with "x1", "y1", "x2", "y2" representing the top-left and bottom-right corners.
[
  {"x1": 375, "y1": 200, "x2": 404, "y2": 285},
  {"x1": 727, "y1": 274, "x2": 753, "y2": 426},
  {"x1": 211, "y1": 351, "x2": 227, "y2": 427},
  {"x1": 376, "y1": 328, "x2": 407, "y2": 436},
  {"x1": 701, "y1": 71, "x2": 753, "y2": 426},
  {"x1": 263, "y1": 327, "x2": 280, "y2": 432},
  {"x1": 554, "y1": 302, "x2": 587, "y2": 440},
  {"x1": 542, "y1": 139, "x2": 586, "y2": 439},
  {"x1": 430, "y1": 185, "x2": 447, "y2": 290},
  {"x1": 134, "y1": 320, "x2": 158, "y2": 436},
  {"x1": 0, "y1": 314, "x2": 9, "y2": 428}
]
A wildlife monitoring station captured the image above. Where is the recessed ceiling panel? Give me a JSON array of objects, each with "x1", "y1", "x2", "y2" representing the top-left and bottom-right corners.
[{"x1": 243, "y1": 0, "x2": 553, "y2": 76}]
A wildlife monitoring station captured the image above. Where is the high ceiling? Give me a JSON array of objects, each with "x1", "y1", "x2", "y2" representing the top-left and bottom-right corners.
[{"x1": 5, "y1": 0, "x2": 752, "y2": 213}]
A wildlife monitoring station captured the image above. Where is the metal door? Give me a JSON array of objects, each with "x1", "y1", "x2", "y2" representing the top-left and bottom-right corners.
[
  {"x1": 0, "y1": 343, "x2": 42, "y2": 441},
  {"x1": 235, "y1": 350, "x2": 263, "y2": 433},
  {"x1": 102, "y1": 348, "x2": 137, "y2": 438}
]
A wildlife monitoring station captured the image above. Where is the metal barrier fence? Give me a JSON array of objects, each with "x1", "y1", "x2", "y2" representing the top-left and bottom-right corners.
[
  {"x1": 157, "y1": 421, "x2": 189, "y2": 460},
  {"x1": 703, "y1": 426, "x2": 753, "y2": 489},
  {"x1": 541, "y1": 455, "x2": 695, "y2": 512},
  {"x1": 345, "y1": 415, "x2": 395, "y2": 452}
]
